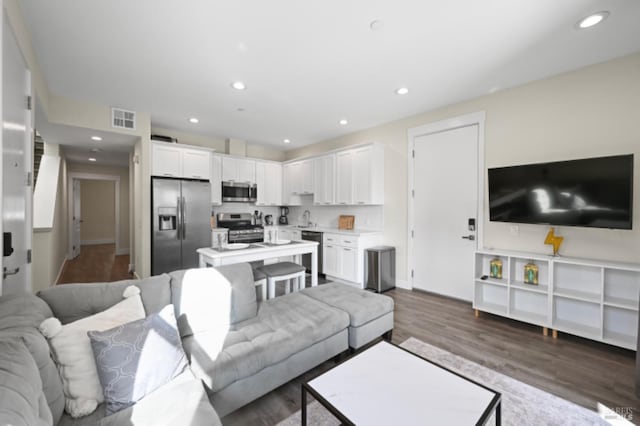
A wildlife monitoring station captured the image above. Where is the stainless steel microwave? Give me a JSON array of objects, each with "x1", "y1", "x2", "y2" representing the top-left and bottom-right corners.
[{"x1": 222, "y1": 181, "x2": 257, "y2": 202}]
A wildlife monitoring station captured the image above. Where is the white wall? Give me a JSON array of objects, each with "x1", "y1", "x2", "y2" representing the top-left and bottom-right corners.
[
  {"x1": 80, "y1": 179, "x2": 115, "y2": 243},
  {"x1": 286, "y1": 53, "x2": 640, "y2": 281},
  {"x1": 32, "y1": 155, "x2": 68, "y2": 292}
]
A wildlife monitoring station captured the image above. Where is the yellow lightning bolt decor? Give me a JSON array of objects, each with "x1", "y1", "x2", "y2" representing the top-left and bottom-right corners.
[{"x1": 544, "y1": 227, "x2": 564, "y2": 256}]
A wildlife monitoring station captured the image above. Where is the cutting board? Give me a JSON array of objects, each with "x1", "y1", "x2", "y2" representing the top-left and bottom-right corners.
[{"x1": 338, "y1": 215, "x2": 355, "y2": 230}]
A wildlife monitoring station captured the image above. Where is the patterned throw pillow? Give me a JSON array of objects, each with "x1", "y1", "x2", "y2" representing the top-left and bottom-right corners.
[{"x1": 88, "y1": 305, "x2": 188, "y2": 415}]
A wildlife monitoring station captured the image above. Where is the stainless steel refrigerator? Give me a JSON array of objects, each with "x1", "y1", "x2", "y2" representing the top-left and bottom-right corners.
[{"x1": 151, "y1": 177, "x2": 211, "y2": 275}]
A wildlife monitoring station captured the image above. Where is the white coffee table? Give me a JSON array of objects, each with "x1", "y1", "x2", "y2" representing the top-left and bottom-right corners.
[{"x1": 302, "y1": 341, "x2": 501, "y2": 425}]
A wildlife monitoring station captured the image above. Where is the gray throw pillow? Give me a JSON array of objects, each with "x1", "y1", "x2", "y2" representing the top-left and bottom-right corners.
[{"x1": 88, "y1": 305, "x2": 188, "y2": 415}]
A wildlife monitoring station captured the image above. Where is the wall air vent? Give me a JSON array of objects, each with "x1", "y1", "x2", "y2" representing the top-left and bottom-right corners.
[{"x1": 111, "y1": 107, "x2": 136, "y2": 130}]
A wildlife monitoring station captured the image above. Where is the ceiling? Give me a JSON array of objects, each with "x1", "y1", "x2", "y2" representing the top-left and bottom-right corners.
[{"x1": 20, "y1": 0, "x2": 640, "y2": 152}]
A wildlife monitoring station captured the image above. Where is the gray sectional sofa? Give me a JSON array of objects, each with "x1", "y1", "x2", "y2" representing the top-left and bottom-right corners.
[{"x1": 0, "y1": 263, "x2": 394, "y2": 425}]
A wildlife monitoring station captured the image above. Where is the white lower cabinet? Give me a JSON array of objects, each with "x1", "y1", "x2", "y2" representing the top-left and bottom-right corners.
[
  {"x1": 473, "y1": 249, "x2": 640, "y2": 350},
  {"x1": 323, "y1": 233, "x2": 382, "y2": 288}
]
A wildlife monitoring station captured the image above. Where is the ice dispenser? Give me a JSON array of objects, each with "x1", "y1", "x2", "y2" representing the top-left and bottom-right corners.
[{"x1": 158, "y1": 207, "x2": 177, "y2": 231}]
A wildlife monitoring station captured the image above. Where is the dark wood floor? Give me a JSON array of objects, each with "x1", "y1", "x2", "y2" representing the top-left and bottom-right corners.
[
  {"x1": 223, "y1": 288, "x2": 639, "y2": 425},
  {"x1": 57, "y1": 244, "x2": 132, "y2": 284}
]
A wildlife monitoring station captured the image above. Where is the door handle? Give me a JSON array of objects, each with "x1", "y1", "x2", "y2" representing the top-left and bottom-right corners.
[
  {"x1": 3, "y1": 267, "x2": 20, "y2": 279},
  {"x1": 181, "y1": 197, "x2": 187, "y2": 239},
  {"x1": 176, "y1": 197, "x2": 182, "y2": 239},
  {"x1": 461, "y1": 235, "x2": 475, "y2": 240}
]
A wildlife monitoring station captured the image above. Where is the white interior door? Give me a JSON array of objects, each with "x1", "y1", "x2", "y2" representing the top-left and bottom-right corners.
[
  {"x1": 72, "y1": 179, "x2": 81, "y2": 258},
  {"x1": 412, "y1": 125, "x2": 479, "y2": 301},
  {"x1": 2, "y1": 14, "x2": 32, "y2": 294}
]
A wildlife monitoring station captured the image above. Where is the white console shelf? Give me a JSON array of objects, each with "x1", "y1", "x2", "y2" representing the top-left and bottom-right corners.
[{"x1": 473, "y1": 249, "x2": 640, "y2": 350}]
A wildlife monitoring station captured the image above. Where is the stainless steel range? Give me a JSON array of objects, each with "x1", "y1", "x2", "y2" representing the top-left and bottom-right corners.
[{"x1": 217, "y1": 213, "x2": 264, "y2": 243}]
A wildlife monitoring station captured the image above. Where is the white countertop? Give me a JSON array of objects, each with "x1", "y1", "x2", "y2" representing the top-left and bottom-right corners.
[
  {"x1": 263, "y1": 225, "x2": 382, "y2": 237},
  {"x1": 198, "y1": 240, "x2": 318, "y2": 259}
]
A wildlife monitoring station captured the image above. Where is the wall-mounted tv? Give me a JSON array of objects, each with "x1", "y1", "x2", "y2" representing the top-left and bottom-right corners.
[{"x1": 488, "y1": 154, "x2": 634, "y2": 229}]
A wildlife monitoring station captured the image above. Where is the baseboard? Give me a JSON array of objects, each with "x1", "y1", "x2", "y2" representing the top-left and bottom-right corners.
[
  {"x1": 115, "y1": 248, "x2": 130, "y2": 255},
  {"x1": 54, "y1": 256, "x2": 69, "y2": 285},
  {"x1": 81, "y1": 239, "x2": 115, "y2": 245},
  {"x1": 396, "y1": 279, "x2": 412, "y2": 290}
]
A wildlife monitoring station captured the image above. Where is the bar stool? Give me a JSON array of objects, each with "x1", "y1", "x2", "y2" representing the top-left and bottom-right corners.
[
  {"x1": 251, "y1": 264, "x2": 268, "y2": 302},
  {"x1": 257, "y1": 262, "x2": 306, "y2": 299}
]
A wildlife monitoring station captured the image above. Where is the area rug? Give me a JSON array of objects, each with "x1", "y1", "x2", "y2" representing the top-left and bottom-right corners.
[{"x1": 276, "y1": 337, "x2": 610, "y2": 426}]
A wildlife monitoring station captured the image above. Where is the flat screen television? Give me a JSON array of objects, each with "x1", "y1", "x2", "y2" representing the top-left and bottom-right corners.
[{"x1": 488, "y1": 154, "x2": 633, "y2": 229}]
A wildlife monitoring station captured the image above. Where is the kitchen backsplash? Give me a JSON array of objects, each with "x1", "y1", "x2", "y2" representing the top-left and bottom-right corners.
[
  {"x1": 288, "y1": 204, "x2": 383, "y2": 230},
  {"x1": 212, "y1": 202, "x2": 383, "y2": 230},
  {"x1": 212, "y1": 203, "x2": 280, "y2": 219}
]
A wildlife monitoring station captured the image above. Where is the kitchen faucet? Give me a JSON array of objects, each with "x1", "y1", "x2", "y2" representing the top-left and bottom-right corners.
[{"x1": 303, "y1": 210, "x2": 311, "y2": 226}]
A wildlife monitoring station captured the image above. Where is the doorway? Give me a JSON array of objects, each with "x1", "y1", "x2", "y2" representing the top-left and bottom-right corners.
[
  {"x1": 408, "y1": 112, "x2": 485, "y2": 301},
  {"x1": 1, "y1": 13, "x2": 33, "y2": 295}
]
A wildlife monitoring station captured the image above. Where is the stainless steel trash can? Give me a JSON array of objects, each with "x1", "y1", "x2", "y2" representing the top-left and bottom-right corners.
[{"x1": 365, "y1": 246, "x2": 395, "y2": 293}]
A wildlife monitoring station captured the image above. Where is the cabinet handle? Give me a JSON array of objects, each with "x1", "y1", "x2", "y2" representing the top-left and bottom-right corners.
[
  {"x1": 163, "y1": 173, "x2": 173, "y2": 177},
  {"x1": 357, "y1": 201, "x2": 366, "y2": 204},
  {"x1": 193, "y1": 175, "x2": 201, "y2": 178},
  {"x1": 344, "y1": 248, "x2": 352, "y2": 251},
  {"x1": 339, "y1": 202, "x2": 347, "y2": 205},
  {"x1": 344, "y1": 240, "x2": 352, "y2": 243}
]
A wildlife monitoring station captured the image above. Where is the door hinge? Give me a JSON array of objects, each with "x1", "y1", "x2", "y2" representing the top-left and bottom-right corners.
[
  {"x1": 26, "y1": 171, "x2": 32, "y2": 187},
  {"x1": 412, "y1": 150, "x2": 415, "y2": 158},
  {"x1": 411, "y1": 230, "x2": 414, "y2": 238},
  {"x1": 27, "y1": 249, "x2": 32, "y2": 264},
  {"x1": 411, "y1": 269, "x2": 414, "y2": 278},
  {"x1": 27, "y1": 96, "x2": 32, "y2": 111},
  {"x1": 412, "y1": 189, "x2": 415, "y2": 198}
]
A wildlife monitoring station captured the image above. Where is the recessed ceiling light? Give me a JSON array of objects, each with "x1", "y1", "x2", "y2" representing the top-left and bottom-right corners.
[
  {"x1": 90, "y1": 148, "x2": 101, "y2": 153},
  {"x1": 189, "y1": 117, "x2": 199, "y2": 124},
  {"x1": 396, "y1": 87, "x2": 409, "y2": 95},
  {"x1": 237, "y1": 107, "x2": 245, "y2": 112},
  {"x1": 88, "y1": 157, "x2": 97, "y2": 162},
  {"x1": 284, "y1": 139, "x2": 291, "y2": 144},
  {"x1": 91, "y1": 136, "x2": 102, "y2": 141},
  {"x1": 370, "y1": 20, "x2": 384, "y2": 31},
  {"x1": 577, "y1": 11, "x2": 609, "y2": 29},
  {"x1": 231, "y1": 81, "x2": 246, "y2": 90},
  {"x1": 339, "y1": 119, "x2": 348, "y2": 125}
]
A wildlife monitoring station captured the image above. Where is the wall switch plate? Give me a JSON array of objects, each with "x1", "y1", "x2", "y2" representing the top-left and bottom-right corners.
[{"x1": 510, "y1": 225, "x2": 519, "y2": 236}]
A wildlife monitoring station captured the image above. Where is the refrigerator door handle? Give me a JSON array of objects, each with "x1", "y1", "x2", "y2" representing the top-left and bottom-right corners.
[
  {"x1": 182, "y1": 197, "x2": 187, "y2": 239},
  {"x1": 176, "y1": 197, "x2": 182, "y2": 240}
]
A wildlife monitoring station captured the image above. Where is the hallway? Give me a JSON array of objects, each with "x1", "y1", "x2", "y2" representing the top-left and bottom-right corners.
[{"x1": 57, "y1": 244, "x2": 132, "y2": 284}]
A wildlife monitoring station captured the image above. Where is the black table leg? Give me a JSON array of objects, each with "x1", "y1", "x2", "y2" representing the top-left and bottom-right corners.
[
  {"x1": 301, "y1": 385, "x2": 307, "y2": 425},
  {"x1": 496, "y1": 400, "x2": 501, "y2": 426}
]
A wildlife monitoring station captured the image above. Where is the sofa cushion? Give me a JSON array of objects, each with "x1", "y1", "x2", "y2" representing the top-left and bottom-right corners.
[
  {"x1": 186, "y1": 292, "x2": 349, "y2": 392},
  {"x1": 88, "y1": 305, "x2": 188, "y2": 415},
  {"x1": 170, "y1": 263, "x2": 257, "y2": 326},
  {"x1": 39, "y1": 287, "x2": 146, "y2": 418},
  {"x1": 0, "y1": 338, "x2": 52, "y2": 426},
  {"x1": 301, "y1": 282, "x2": 394, "y2": 327},
  {"x1": 97, "y1": 371, "x2": 221, "y2": 426},
  {"x1": 0, "y1": 292, "x2": 65, "y2": 424},
  {"x1": 37, "y1": 274, "x2": 172, "y2": 324}
]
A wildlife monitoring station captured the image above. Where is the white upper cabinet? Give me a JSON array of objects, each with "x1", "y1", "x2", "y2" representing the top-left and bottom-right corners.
[
  {"x1": 211, "y1": 155, "x2": 222, "y2": 205},
  {"x1": 222, "y1": 157, "x2": 256, "y2": 183},
  {"x1": 313, "y1": 154, "x2": 335, "y2": 205},
  {"x1": 299, "y1": 159, "x2": 314, "y2": 194},
  {"x1": 182, "y1": 148, "x2": 211, "y2": 180},
  {"x1": 152, "y1": 141, "x2": 211, "y2": 180},
  {"x1": 152, "y1": 143, "x2": 182, "y2": 178},
  {"x1": 335, "y1": 144, "x2": 384, "y2": 205},
  {"x1": 335, "y1": 150, "x2": 353, "y2": 205},
  {"x1": 286, "y1": 159, "x2": 313, "y2": 195},
  {"x1": 255, "y1": 161, "x2": 282, "y2": 206}
]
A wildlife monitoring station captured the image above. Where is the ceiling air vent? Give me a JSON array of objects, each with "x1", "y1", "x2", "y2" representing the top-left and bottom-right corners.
[{"x1": 111, "y1": 107, "x2": 136, "y2": 130}]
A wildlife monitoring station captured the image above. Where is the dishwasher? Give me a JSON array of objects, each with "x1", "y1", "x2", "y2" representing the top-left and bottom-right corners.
[{"x1": 301, "y1": 230, "x2": 323, "y2": 277}]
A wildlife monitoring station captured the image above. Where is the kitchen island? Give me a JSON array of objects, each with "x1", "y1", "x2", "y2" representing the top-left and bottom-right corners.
[{"x1": 197, "y1": 241, "x2": 319, "y2": 287}]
